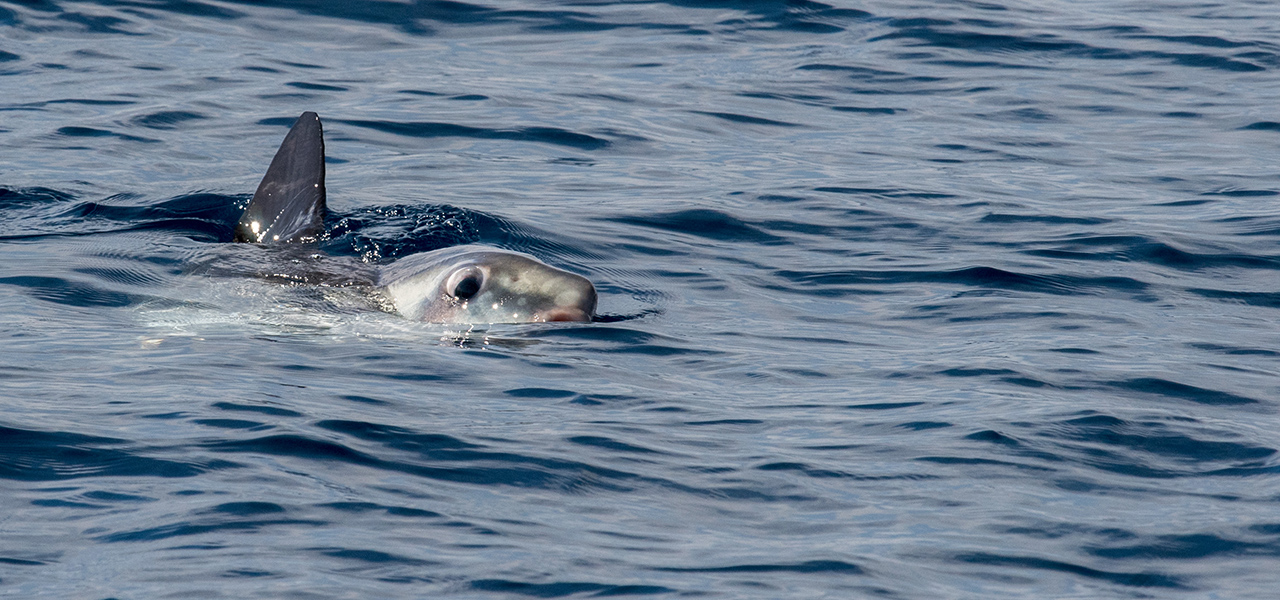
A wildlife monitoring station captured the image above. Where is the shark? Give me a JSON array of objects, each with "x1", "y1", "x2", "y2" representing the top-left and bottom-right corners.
[{"x1": 232, "y1": 111, "x2": 596, "y2": 324}]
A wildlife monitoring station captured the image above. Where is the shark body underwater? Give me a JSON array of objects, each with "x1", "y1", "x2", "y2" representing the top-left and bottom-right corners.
[{"x1": 230, "y1": 111, "x2": 597, "y2": 324}]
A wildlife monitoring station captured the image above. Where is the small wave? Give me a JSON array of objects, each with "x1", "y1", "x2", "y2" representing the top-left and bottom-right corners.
[
  {"x1": 609, "y1": 209, "x2": 785, "y2": 245},
  {"x1": 336, "y1": 118, "x2": 610, "y2": 150},
  {"x1": 1091, "y1": 532, "x2": 1280, "y2": 560},
  {"x1": 1189, "y1": 288, "x2": 1280, "y2": 309},
  {"x1": 1242, "y1": 121, "x2": 1280, "y2": 131},
  {"x1": 693, "y1": 111, "x2": 800, "y2": 127},
  {"x1": 315, "y1": 547, "x2": 436, "y2": 566},
  {"x1": 0, "y1": 187, "x2": 74, "y2": 208},
  {"x1": 55, "y1": 126, "x2": 158, "y2": 144},
  {"x1": 0, "y1": 191, "x2": 240, "y2": 242},
  {"x1": 873, "y1": 20, "x2": 1267, "y2": 72},
  {"x1": 101, "y1": 515, "x2": 327, "y2": 543},
  {"x1": 320, "y1": 501, "x2": 443, "y2": 518},
  {"x1": 130, "y1": 110, "x2": 207, "y2": 130},
  {"x1": 756, "y1": 461, "x2": 935, "y2": 481},
  {"x1": 203, "y1": 428, "x2": 641, "y2": 492},
  {"x1": 470, "y1": 579, "x2": 676, "y2": 597},
  {"x1": 832, "y1": 105, "x2": 900, "y2": 114},
  {"x1": 1022, "y1": 235, "x2": 1280, "y2": 271},
  {"x1": 976, "y1": 412, "x2": 1279, "y2": 480},
  {"x1": 1106, "y1": 378, "x2": 1261, "y2": 406},
  {"x1": 286, "y1": 81, "x2": 347, "y2": 91},
  {"x1": 981, "y1": 213, "x2": 1112, "y2": 225},
  {"x1": 212, "y1": 401, "x2": 304, "y2": 418},
  {"x1": 953, "y1": 552, "x2": 1182, "y2": 588},
  {"x1": 767, "y1": 266, "x2": 1148, "y2": 298},
  {"x1": 813, "y1": 186, "x2": 956, "y2": 199},
  {"x1": 567, "y1": 435, "x2": 665, "y2": 455},
  {"x1": 657, "y1": 559, "x2": 865, "y2": 574},
  {"x1": 0, "y1": 424, "x2": 236, "y2": 481},
  {"x1": 0, "y1": 275, "x2": 159, "y2": 308}
]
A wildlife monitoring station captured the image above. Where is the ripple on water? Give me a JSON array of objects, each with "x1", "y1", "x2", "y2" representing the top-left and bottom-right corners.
[{"x1": 2, "y1": 0, "x2": 1280, "y2": 597}]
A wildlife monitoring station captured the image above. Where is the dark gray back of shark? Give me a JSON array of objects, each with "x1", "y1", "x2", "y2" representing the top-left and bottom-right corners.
[{"x1": 234, "y1": 111, "x2": 327, "y2": 244}]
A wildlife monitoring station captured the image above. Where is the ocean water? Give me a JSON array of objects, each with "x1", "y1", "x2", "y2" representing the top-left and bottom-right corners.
[{"x1": 3, "y1": 0, "x2": 1280, "y2": 597}]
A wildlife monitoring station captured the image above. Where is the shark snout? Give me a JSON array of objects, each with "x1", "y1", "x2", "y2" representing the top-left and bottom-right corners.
[
  {"x1": 534, "y1": 276, "x2": 596, "y2": 322},
  {"x1": 536, "y1": 306, "x2": 592, "y2": 322}
]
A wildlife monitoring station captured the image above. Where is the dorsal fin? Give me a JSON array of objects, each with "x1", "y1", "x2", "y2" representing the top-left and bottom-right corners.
[{"x1": 234, "y1": 111, "x2": 326, "y2": 244}]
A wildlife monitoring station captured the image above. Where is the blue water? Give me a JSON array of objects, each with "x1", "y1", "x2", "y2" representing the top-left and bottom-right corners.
[{"x1": 3, "y1": 1, "x2": 1280, "y2": 597}]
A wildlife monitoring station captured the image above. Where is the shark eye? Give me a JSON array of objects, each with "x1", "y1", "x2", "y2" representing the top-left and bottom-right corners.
[{"x1": 446, "y1": 268, "x2": 483, "y2": 301}]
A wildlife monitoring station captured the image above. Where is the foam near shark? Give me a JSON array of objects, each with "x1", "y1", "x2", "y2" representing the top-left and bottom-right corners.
[{"x1": 231, "y1": 111, "x2": 596, "y2": 325}]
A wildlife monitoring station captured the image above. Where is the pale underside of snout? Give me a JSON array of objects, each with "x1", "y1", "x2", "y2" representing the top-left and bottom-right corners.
[{"x1": 379, "y1": 245, "x2": 597, "y2": 324}]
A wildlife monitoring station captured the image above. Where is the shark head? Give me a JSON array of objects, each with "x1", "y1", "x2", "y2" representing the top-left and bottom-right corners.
[{"x1": 379, "y1": 245, "x2": 597, "y2": 324}]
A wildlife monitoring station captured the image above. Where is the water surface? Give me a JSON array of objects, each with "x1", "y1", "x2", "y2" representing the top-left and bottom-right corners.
[{"x1": 2, "y1": 1, "x2": 1280, "y2": 597}]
